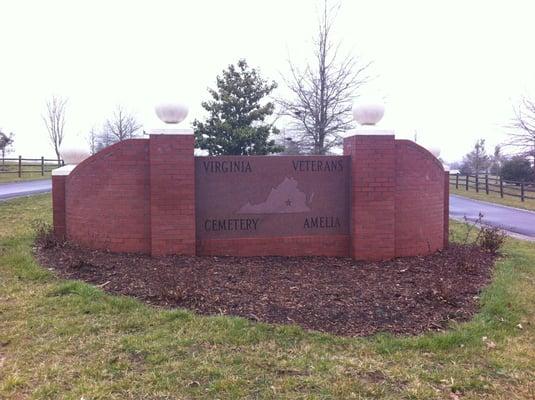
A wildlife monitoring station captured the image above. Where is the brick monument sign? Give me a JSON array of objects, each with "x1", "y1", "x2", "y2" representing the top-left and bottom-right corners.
[{"x1": 52, "y1": 102, "x2": 449, "y2": 261}]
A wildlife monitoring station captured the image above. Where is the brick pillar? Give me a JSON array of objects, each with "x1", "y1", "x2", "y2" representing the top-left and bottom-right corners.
[
  {"x1": 52, "y1": 175, "x2": 67, "y2": 240},
  {"x1": 149, "y1": 133, "x2": 195, "y2": 256},
  {"x1": 343, "y1": 134, "x2": 396, "y2": 261},
  {"x1": 444, "y1": 170, "x2": 450, "y2": 249}
]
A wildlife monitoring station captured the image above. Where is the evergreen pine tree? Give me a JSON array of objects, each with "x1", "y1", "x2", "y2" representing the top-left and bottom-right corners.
[{"x1": 194, "y1": 60, "x2": 282, "y2": 155}]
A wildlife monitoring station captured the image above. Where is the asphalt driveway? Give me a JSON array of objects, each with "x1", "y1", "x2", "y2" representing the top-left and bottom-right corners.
[
  {"x1": 0, "y1": 179, "x2": 52, "y2": 201},
  {"x1": 450, "y1": 194, "x2": 535, "y2": 239}
]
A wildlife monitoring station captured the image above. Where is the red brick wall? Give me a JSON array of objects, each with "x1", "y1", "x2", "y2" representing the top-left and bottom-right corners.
[
  {"x1": 65, "y1": 139, "x2": 151, "y2": 253},
  {"x1": 149, "y1": 135, "x2": 195, "y2": 256},
  {"x1": 394, "y1": 140, "x2": 446, "y2": 257},
  {"x1": 52, "y1": 175, "x2": 66, "y2": 240},
  {"x1": 344, "y1": 135, "x2": 396, "y2": 260},
  {"x1": 197, "y1": 235, "x2": 349, "y2": 257},
  {"x1": 55, "y1": 134, "x2": 448, "y2": 260}
]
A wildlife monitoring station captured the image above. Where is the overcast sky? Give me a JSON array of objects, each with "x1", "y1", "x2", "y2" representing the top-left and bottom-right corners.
[{"x1": 1, "y1": 0, "x2": 535, "y2": 162}]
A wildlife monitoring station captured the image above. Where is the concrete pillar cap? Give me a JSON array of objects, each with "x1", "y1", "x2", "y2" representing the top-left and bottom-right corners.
[
  {"x1": 52, "y1": 164, "x2": 76, "y2": 176},
  {"x1": 153, "y1": 101, "x2": 192, "y2": 135},
  {"x1": 347, "y1": 100, "x2": 393, "y2": 136},
  {"x1": 426, "y1": 146, "x2": 441, "y2": 158},
  {"x1": 155, "y1": 102, "x2": 188, "y2": 124},
  {"x1": 147, "y1": 128, "x2": 193, "y2": 135},
  {"x1": 353, "y1": 101, "x2": 385, "y2": 126}
]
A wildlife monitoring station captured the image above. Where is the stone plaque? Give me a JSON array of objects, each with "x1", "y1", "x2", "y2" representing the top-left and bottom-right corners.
[{"x1": 195, "y1": 156, "x2": 350, "y2": 239}]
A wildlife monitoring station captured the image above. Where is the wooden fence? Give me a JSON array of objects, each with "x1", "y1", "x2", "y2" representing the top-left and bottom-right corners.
[
  {"x1": 450, "y1": 173, "x2": 535, "y2": 202},
  {"x1": 0, "y1": 156, "x2": 64, "y2": 178}
]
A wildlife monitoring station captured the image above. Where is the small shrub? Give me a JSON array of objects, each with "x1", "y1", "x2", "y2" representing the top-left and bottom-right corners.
[
  {"x1": 453, "y1": 213, "x2": 505, "y2": 271},
  {"x1": 31, "y1": 219, "x2": 60, "y2": 249},
  {"x1": 477, "y1": 225, "x2": 506, "y2": 254},
  {"x1": 455, "y1": 212, "x2": 505, "y2": 253},
  {"x1": 461, "y1": 213, "x2": 484, "y2": 245}
]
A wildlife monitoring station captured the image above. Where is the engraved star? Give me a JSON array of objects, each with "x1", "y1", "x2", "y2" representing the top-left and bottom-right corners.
[{"x1": 285, "y1": 198, "x2": 292, "y2": 207}]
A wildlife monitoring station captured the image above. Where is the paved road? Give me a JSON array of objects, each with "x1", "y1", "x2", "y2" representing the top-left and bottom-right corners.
[
  {"x1": 0, "y1": 179, "x2": 52, "y2": 201},
  {"x1": 450, "y1": 194, "x2": 535, "y2": 238}
]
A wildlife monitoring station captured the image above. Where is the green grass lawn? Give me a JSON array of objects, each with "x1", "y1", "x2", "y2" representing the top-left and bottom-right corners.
[
  {"x1": 450, "y1": 185, "x2": 535, "y2": 212},
  {"x1": 1, "y1": 195, "x2": 535, "y2": 399},
  {"x1": 0, "y1": 163, "x2": 53, "y2": 183}
]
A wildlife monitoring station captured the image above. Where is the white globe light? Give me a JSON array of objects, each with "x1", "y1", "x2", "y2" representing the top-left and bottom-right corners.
[
  {"x1": 427, "y1": 146, "x2": 441, "y2": 158},
  {"x1": 60, "y1": 142, "x2": 90, "y2": 165},
  {"x1": 352, "y1": 101, "x2": 385, "y2": 125},
  {"x1": 155, "y1": 102, "x2": 188, "y2": 124}
]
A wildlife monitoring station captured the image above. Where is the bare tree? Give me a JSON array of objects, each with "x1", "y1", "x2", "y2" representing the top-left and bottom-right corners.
[
  {"x1": 43, "y1": 95, "x2": 67, "y2": 164},
  {"x1": 508, "y1": 96, "x2": 535, "y2": 160},
  {"x1": 104, "y1": 105, "x2": 141, "y2": 142},
  {"x1": 96, "y1": 126, "x2": 116, "y2": 152},
  {"x1": 0, "y1": 129, "x2": 14, "y2": 166},
  {"x1": 278, "y1": 1, "x2": 371, "y2": 154},
  {"x1": 87, "y1": 127, "x2": 99, "y2": 155}
]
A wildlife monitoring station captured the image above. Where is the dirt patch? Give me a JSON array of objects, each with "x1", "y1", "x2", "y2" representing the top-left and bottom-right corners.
[{"x1": 35, "y1": 243, "x2": 497, "y2": 336}]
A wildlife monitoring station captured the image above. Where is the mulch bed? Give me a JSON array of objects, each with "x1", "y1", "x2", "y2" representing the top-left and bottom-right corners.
[{"x1": 34, "y1": 242, "x2": 497, "y2": 337}]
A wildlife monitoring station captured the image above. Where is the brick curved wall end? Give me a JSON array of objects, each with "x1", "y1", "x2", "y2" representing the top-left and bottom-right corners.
[
  {"x1": 395, "y1": 140, "x2": 446, "y2": 257},
  {"x1": 65, "y1": 139, "x2": 150, "y2": 253}
]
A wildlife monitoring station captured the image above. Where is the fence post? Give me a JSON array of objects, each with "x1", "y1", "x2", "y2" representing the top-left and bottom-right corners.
[
  {"x1": 41, "y1": 156, "x2": 45, "y2": 176},
  {"x1": 500, "y1": 176, "x2": 504, "y2": 198},
  {"x1": 465, "y1": 175, "x2": 469, "y2": 191},
  {"x1": 18, "y1": 155, "x2": 22, "y2": 178},
  {"x1": 475, "y1": 174, "x2": 479, "y2": 193},
  {"x1": 455, "y1": 174, "x2": 459, "y2": 189},
  {"x1": 485, "y1": 173, "x2": 489, "y2": 195},
  {"x1": 521, "y1": 183, "x2": 525, "y2": 202}
]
